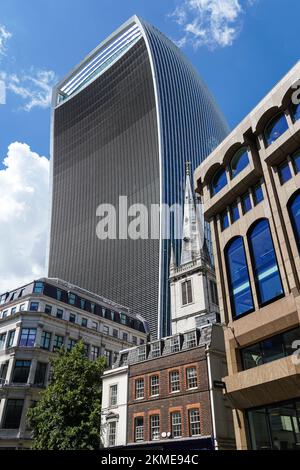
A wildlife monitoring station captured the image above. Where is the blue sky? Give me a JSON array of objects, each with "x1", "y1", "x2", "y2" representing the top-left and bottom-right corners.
[
  {"x1": 0, "y1": 0, "x2": 299, "y2": 291},
  {"x1": 1, "y1": 0, "x2": 300, "y2": 161}
]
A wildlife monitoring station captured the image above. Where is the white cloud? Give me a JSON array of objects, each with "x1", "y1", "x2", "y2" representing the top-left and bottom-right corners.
[
  {"x1": 0, "y1": 25, "x2": 12, "y2": 57},
  {"x1": 170, "y1": 0, "x2": 257, "y2": 49},
  {"x1": 0, "y1": 142, "x2": 49, "y2": 293},
  {"x1": 6, "y1": 69, "x2": 56, "y2": 111}
]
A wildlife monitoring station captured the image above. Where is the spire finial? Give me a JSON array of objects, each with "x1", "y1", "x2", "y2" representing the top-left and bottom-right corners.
[{"x1": 185, "y1": 161, "x2": 191, "y2": 176}]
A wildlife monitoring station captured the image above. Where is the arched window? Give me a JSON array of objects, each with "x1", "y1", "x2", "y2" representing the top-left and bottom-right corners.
[
  {"x1": 288, "y1": 192, "x2": 300, "y2": 254},
  {"x1": 291, "y1": 102, "x2": 300, "y2": 123},
  {"x1": 225, "y1": 237, "x2": 254, "y2": 318},
  {"x1": 211, "y1": 168, "x2": 227, "y2": 196},
  {"x1": 248, "y1": 219, "x2": 283, "y2": 306},
  {"x1": 264, "y1": 113, "x2": 288, "y2": 147},
  {"x1": 230, "y1": 147, "x2": 249, "y2": 178}
]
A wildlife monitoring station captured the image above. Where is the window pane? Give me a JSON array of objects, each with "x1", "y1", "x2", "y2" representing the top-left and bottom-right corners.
[
  {"x1": 221, "y1": 210, "x2": 229, "y2": 230},
  {"x1": 34, "y1": 362, "x2": 47, "y2": 387},
  {"x1": 135, "y1": 417, "x2": 144, "y2": 442},
  {"x1": 225, "y1": 237, "x2": 254, "y2": 317},
  {"x1": 19, "y1": 328, "x2": 36, "y2": 347},
  {"x1": 264, "y1": 114, "x2": 288, "y2": 146},
  {"x1": 283, "y1": 327, "x2": 300, "y2": 356},
  {"x1": 3, "y1": 399, "x2": 24, "y2": 429},
  {"x1": 288, "y1": 192, "x2": 300, "y2": 254},
  {"x1": 231, "y1": 147, "x2": 249, "y2": 178},
  {"x1": 291, "y1": 102, "x2": 300, "y2": 123},
  {"x1": 171, "y1": 412, "x2": 182, "y2": 438},
  {"x1": 230, "y1": 203, "x2": 240, "y2": 223},
  {"x1": 242, "y1": 192, "x2": 252, "y2": 214},
  {"x1": 150, "y1": 414, "x2": 160, "y2": 440},
  {"x1": 253, "y1": 184, "x2": 264, "y2": 205},
  {"x1": 292, "y1": 150, "x2": 300, "y2": 174},
  {"x1": 33, "y1": 282, "x2": 44, "y2": 294},
  {"x1": 248, "y1": 219, "x2": 283, "y2": 305},
  {"x1": 269, "y1": 404, "x2": 299, "y2": 450},
  {"x1": 12, "y1": 360, "x2": 31, "y2": 383},
  {"x1": 262, "y1": 335, "x2": 285, "y2": 363},
  {"x1": 242, "y1": 343, "x2": 263, "y2": 370},
  {"x1": 186, "y1": 280, "x2": 193, "y2": 304},
  {"x1": 248, "y1": 408, "x2": 271, "y2": 450},
  {"x1": 189, "y1": 409, "x2": 201, "y2": 436},
  {"x1": 211, "y1": 168, "x2": 227, "y2": 196},
  {"x1": 278, "y1": 161, "x2": 292, "y2": 184}
]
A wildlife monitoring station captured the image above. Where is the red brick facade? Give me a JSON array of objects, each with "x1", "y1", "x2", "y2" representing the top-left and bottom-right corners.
[{"x1": 127, "y1": 346, "x2": 212, "y2": 443}]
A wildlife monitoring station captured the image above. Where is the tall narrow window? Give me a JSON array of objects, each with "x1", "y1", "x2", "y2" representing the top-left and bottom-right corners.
[
  {"x1": 171, "y1": 412, "x2": 182, "y2": 438},
  {"x1": 91, "y1": 345, "x2": 100, "y2": 361},
  {"x1": 170, "y1": 370, "x2": 180, "y2": 392},
  {"x1": 230, "y1": 202, "x2": 240, "y2": 223},
  {"x1": 53, "y1": 335, "x2": 64, "y2": 351},
  {"x1": 150, "y1": 375, "x2": 159, "y2": 396},
  {"x1": 0, "y1": 333, "x2": 6, "y2": 350},
  {"x1": 170, "y1": 336, "x2": 180, "y2": 353},
  {"x1": 41, "y1": 331, "x2": 52, "y2": 350},
  {"x1": 186, "y1": 367, "x2": 198, "y2": 389},
  {"x1": 34, "y1": 362, "x2": 47, "y2": 387},
  {"x1": 135, "y1": 416, "x2": 144, "y2": 442},
  {"x1": 150, "y1": 414, "x2": 160, "y2": 440},
  {"x1": 292, "y1": 149, "x2": 300, "y2": 174},
  {"x1": 108, "y1": 421, "x2": 117, "y2": 446},
  {"x1": 248, "y1": 219, "x2": 284, "y2": 305},
  {"x1": 189, "y1": 409, "x2": 201, "y2": 436},
  {"x1": 221, "y1": 210, "x2": 229, "y2": 230},
  {"x1": 135, "y1": 378, "x2": 144, "y2": 399},
  {"x1": 181, "y1": 279, "x2": 193, "y2": 305},
  {"x1": 109, "y1": 384, "x2": 118, "y2": 406},
  {"x1": 225, "y1": 237, "x2": 254, "y2": 318},
  {"x1": 278, "y1": 161, "x2": 292, "y2": 185},
  {"x1": 288, "y1": 192, "x2": 300, "y2": 254},
  {"x1": 241, "y1": 192, "x2": 252, "y2": 214}
]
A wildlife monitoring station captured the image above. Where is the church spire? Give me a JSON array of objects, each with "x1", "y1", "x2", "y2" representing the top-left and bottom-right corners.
[{"x1": 180, "y1": 162, "x2": 204, "y2": 266}]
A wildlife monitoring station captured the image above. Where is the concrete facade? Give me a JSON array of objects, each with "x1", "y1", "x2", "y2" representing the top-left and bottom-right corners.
[{"x1": 195, "y1": 62, "x2": 300, "y2": 450}]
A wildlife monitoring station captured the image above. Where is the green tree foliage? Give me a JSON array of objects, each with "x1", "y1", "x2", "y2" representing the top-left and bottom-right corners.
[{"x1": 27, "y1": 341, "x2": 106, "y2": 450}]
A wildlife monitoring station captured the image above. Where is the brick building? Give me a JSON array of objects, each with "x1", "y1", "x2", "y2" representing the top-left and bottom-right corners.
[{"x1": 125, "y1": 323, "x2": 234, "y2": 450}]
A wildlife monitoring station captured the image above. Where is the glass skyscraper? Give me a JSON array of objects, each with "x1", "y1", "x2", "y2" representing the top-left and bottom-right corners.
[{"x1": 48, "y1": 16, "x2": 228, "y2": 338}]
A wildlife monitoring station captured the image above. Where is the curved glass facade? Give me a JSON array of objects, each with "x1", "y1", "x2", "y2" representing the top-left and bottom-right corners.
[
  {"x1": 248, "y1": 219, "x2": 283, "y2": 306},
  {"x1": 48, "y1": 17, "x2": 228, "y2": 338},
  {"x1": 225, "y1": 237, "x2": 254, "y2": 318}
]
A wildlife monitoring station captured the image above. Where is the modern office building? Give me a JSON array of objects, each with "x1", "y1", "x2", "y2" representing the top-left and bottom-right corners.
[
  {"x1": 195, "y1": 62, "x2": 300, "y2": 450},
  {"x1": 47, "y1": 15, "x2": 228, "y2": 338},
  {"x1": 0, "y1": 278, "x2": 148, "y2": 449},
  {"x1": 101, "y1": 169, "x2": 235, "y2": 450}
]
